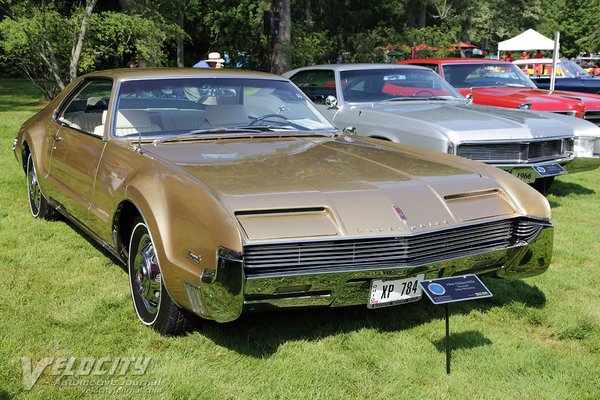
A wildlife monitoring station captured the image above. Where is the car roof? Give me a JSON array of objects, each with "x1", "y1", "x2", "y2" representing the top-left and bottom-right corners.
[
  {"x1": 79, "y1": 68, "x2": 284, "y2": 81},
  {"x1": 402, "y1": 58, "x2": 513, "y2": 65},
  {"x1": 287, "y1": 63, "x2": 431, "y2": 73}
]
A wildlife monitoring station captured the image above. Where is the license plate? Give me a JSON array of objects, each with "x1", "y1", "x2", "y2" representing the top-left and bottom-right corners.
[{"x1": 368, "y1": 274, "x2": 425, "y2": 309}]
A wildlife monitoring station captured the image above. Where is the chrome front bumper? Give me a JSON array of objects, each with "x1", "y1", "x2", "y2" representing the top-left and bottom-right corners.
[
  {"x1": 492, "y1": 157, "x2": 600, "y2": 182},
  {"x1": 492, "y1": 158, "x2": 570, "y2": 183},
  {"x1": 189, "y1": 224, "x2": 553, "y2": 322}
]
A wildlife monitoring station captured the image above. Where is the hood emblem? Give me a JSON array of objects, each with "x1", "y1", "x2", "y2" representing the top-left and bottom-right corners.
[{"x1": 393, "y1": 205, "x2": 408, "y2": 223}]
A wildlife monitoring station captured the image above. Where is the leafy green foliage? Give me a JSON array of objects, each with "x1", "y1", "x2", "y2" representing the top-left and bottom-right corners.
[{"x1": 84, "y1": 12, "x2": 186, "y2": 70}]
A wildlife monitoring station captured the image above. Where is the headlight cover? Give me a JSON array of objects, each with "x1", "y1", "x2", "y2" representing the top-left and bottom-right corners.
[{"x1": 573, "y1": 136, "x2": 596, "y2": 157}]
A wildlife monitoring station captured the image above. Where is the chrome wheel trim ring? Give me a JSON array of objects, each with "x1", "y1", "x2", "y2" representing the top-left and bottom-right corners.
[
  {"x1": 26, "y1": 154, "x2": 41, "y2": 217},
  {"x1": 129, "y1": 223, "x2": 162, "y2": 325}
]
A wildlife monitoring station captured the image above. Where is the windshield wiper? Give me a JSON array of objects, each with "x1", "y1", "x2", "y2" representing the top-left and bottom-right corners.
[
  {"x1": 380, "y1": 96, "x2": 414, "y2": 102},
  {"x1": 153, "y1": 125, "x2": 328, "y2": 145},
  {"x1": 153, "y1": 127, "x2": 265, "y2": 145},
  {"x1": 381, "y1": 96, "x2": 450, "y2": 102},
  {"x1": 232, "y1": 125, "x2": 297, "y2": 132}
]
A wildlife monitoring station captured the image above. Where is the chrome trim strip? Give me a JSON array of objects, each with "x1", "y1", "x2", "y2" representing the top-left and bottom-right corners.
[
  {"x1": 241, "y1": 216, "x2": 549, "y2": 246},
  {"x1": 455, "y1": 135, "x2": 573, "y2": 145}
]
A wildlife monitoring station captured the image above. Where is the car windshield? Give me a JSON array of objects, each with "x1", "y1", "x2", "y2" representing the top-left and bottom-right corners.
[
  {"x1": 561, "y1": 58, "x2": 593, "y2": 77},
  {"x1": 442, "y1": 63, "x2": 537, "y2": 88},
  {"x1": 112, "y1": 77, "x2": 336, "y2": 137},
  {"x1": 339, "y1": 68, "x2": 463, "y2": 103}
]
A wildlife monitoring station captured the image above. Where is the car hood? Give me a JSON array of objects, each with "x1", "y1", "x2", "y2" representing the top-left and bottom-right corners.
[
  {"x1": 350, "y1": 101, "x2": 573, "y2": 141},
  {"x1": 144, "y1": 136, "x2": 523, "y2": 242},
  {"x1": 461, "y1": 87, "x2": 600, "y2": 109}
]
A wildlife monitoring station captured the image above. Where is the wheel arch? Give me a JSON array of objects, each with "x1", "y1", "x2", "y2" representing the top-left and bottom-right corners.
[{"x1": 112, "y1": 199, "x2": 143, "y2": 262}]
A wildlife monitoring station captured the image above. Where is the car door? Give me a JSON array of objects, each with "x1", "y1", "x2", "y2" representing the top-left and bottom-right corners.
[{"x1": 48, "y1": 79, "x2": 113, "y2": 228}]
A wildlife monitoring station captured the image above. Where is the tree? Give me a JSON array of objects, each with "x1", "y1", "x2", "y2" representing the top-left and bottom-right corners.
[
  {"x1": 272, "y1": 0, "x2": 291, "y2": 73},
  {"x1": 0, "y1": 0, "x2": 97, "y2": 96}
]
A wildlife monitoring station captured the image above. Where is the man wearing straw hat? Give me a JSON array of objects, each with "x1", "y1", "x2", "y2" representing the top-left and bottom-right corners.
[{"x1": 193, "y1": 52, "x2": 225, "y2": 68}]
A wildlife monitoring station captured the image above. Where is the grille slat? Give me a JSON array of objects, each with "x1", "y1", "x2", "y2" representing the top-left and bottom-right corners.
[
  {"x1": 457, "y1": 139, "x2": 570, "y2": 163},
  {"x1": 244, "y1": 219, "x2": 544, "y2": 275}
]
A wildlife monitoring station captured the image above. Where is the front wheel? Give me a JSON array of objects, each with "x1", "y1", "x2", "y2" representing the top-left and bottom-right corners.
[
  {"x1": 26, "y1": 153, "x2": 54, "y2": 219},
  {"x1": 128, "y1": 218, "x2": 195, "y2": 335}
]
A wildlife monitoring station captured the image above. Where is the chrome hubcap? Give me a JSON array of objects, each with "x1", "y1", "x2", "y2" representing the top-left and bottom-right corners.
[
  {"x1": 133, "y1": 235, "x2": 161, "y2": 315},
  {"x1": 27, "y1": 157, "x2": 41, "y2": 214}
]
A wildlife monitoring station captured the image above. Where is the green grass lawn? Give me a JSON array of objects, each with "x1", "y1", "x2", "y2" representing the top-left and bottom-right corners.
[{"x1": 1, "y1": 79, "x2": 599, "y2": 400}]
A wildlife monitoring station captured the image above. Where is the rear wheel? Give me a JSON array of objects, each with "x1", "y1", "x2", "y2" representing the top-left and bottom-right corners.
[
  {"x1": 531, "y1": 176, "x2": 555, "y2": 195},
  {"x1": 26, "y1": 153, "x2": 54, "y2": 219},
  {"x1": 128, "y1": 217, "x2": 195, "y2": 335}
]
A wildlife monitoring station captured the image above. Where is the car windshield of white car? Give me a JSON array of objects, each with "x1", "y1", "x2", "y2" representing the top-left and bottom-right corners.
[
  {"x1": 339, "y1": 69, "x2": 463, "y2": 103},
  {"x1": 112, "y1": 77, "x2": 336, "y2": 138},
  {"x1": 442, "y1": 64, "x2": 537, "y2": 88}
]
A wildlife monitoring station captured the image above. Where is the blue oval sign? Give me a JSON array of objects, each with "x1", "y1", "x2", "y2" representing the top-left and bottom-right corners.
[{"x1": 428, "y1": 283, "x2": 446, "y2": 296}]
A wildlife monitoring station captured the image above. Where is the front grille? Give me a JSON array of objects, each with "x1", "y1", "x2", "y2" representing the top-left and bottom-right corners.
[
  {"x1": 584, "y1": 111, "x2": 600, "y2": 126},
  {"x1": 514, "y1": 219, "x2": 544, "y2": 242},
  {"x1": 457, "y1": 139, "x2": 571, "y2": 163},
  {"x1": 243, "y1": 218, "x2": 546, "y2": 276}
]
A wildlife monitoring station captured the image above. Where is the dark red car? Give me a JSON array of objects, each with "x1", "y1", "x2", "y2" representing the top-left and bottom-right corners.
[{"x1": 399, "y1": 58, "x2": 600, "y2": 126}]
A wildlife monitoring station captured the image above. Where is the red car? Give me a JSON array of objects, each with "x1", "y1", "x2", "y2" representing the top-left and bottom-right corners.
[{"x1": 399, "y1": 58, "x2": 600, "y2": 126}]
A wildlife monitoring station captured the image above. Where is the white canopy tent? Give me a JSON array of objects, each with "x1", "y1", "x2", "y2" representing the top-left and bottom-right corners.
[
  {"x1": 498, "y1": 29, "x2": 555, "y2": 51},
  {"x1": 498, "y1": 29, "x2": 560, "y2": 91}
]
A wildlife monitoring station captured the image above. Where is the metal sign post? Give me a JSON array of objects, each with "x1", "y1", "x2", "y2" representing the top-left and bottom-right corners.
[{"x1": 419, "y1": 274, "x2": 493, "y2": 374}]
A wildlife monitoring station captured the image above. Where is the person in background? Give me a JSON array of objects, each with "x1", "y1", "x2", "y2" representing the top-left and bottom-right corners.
[
  {"x1": 204, "y1": 52, "x2": 224, "y2": 68},
  {"x1": 534, "y1": 50, "x2": 544, "y2": 58},
  {"x1": 520, "y1": 51, "x2": 530, "y2": 60},
  {"x1": 506, "y1": 52, "x2": 514, "y2": 62},
  {"x1": 193, "y1": 52, "x2": 224, "y2": 68},
  {"x1": 193, "y1": 60, "x2": 209, "y2": 68}
]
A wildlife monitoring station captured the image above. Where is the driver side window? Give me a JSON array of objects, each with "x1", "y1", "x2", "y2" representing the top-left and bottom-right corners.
[
  {"x1": 59, "y1": 80, "x2": 113, "y2": 137},
  {"x1": 290, "y1": 70, "x2": 336, "y2": 105}
]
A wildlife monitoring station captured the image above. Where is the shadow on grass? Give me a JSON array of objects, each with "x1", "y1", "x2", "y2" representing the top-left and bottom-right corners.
[
  {"x1": 0, "y1": 388, "x2": 12, "y2": 400},
  {"x1": 197, "y1": 278, "x2": 545, "y2": 358},
  {"x1": 49, "y1": 211, "x2": 547, "y2": 358},
  {"x1": 432, "y1": 330, "x2": 492, "y2": 352},
  {"x1": 51, "y1": 214, "x2": 125, "y2": 270},
  {"x1": 549, "y1": 180, "x2": 595, "y2": 198}
]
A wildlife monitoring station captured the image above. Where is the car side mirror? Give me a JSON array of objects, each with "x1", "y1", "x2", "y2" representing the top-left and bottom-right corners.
[
  {"x1": 342, "y1": 126, "x2": 356, "y2": 135},
  {"x1": 325, "y1": 95, "x2": 338, "y2": 109},
  {"x1": 465, "y1": 93, "x2": 473, "y2": 104}
]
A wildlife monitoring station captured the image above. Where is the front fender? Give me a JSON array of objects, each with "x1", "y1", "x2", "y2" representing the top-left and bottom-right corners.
[
  {"x1": 334, "y1": 108, "x2": 450, "y2": 152},
  {"x1": 122, "y1": 164, "x2": 244, "y2": 322}
]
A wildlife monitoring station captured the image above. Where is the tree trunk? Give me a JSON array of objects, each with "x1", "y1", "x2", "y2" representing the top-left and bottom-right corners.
[
  {"x1": 271, "y1": 0, "x2": 291, "y2": 74},
  {"x1": 418, "y1": 1, "x2": 427, "y2": 28},
  {"x1": 177, "y1": 3, "x2": 185, "y2": 67},
  {"x1": 305, "y1": 0, "x2": 313, "y2": 25},
  {"x1": 69, "y1": 0, "x2": 98, "y2": 81}
]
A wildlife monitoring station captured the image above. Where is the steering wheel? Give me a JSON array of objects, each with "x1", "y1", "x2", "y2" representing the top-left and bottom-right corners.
[
  {"x1": 249, "y1": 113, "x2": 293, "y2": 126},
  {"x1": 412, "y1": 89, "x2": 435, "y2": 97}
]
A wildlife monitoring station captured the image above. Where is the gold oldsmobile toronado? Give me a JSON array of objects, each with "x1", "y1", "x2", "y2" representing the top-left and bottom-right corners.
[{"x1": 14, "y1": 68, "x2": 553, "y2": 335}]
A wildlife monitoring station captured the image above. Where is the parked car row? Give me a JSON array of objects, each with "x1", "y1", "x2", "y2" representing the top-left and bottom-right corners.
[
  {"x1": 399, "y1": 58, "x2": 600, "y2": 127},
  {"x1": 14, "y1": 63, "x2": 600, "y2": 334},
  {"x1": 285, "y1": 63, "x2": 600, "y2": 193},
  {"x1": 513, "y1": 58, "x2": 600, "y2": 95}
]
